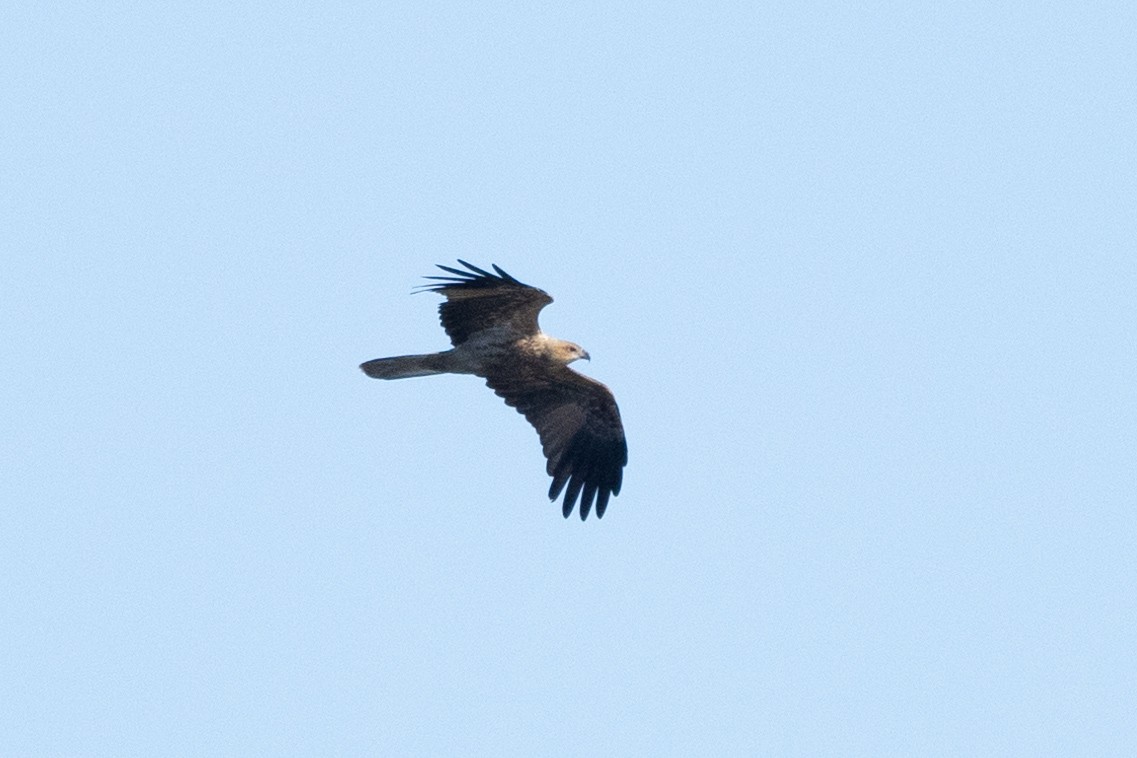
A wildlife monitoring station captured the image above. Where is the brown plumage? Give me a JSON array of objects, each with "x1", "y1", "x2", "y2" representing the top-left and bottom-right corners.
[{"x1": 360, "y1": 261, "x2": 627, "y2": 520}]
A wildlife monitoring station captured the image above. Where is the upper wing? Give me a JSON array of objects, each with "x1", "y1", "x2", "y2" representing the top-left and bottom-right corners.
[
  {"x1": 420, "y1": 260, "x2": 553, "y2": 346},
  {"x1": 485, "y1": 362, "x2": 627, "y2": 520}
]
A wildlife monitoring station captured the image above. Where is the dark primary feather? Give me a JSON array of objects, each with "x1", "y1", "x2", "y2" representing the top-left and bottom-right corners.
[
  {"x1": 485, "y1": 363, "x2": 627, "y2": 520},
  {"x1": 420, "y1": 260, "x2": 553, "y2": 346}
]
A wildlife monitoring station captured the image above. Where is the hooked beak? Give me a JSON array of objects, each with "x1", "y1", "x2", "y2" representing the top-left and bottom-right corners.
[{"x1": 582, "y1": 350, "x2": 591, "y2": 361}]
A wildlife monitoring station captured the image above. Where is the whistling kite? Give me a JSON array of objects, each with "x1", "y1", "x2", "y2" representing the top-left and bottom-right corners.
[{"x1": 360, "y1": 261, "x2": 627, "y2": 520}]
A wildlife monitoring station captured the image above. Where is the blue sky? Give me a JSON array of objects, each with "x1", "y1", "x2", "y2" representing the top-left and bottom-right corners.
[{"x1": 3, "y1": 2, "x2": 1134, "y2": 755}]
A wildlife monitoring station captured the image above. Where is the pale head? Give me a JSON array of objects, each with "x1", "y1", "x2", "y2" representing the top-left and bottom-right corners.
[{"x1": 544, "y1": 337, "x2": 591, "y2": 365}]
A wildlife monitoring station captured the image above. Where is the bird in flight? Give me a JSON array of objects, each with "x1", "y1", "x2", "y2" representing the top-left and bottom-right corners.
[{"x1": 360, "y1": 261, "x2": 627, "y2": 520}]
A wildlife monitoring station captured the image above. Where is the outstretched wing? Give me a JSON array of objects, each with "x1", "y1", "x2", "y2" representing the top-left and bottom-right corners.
[
  {"x1": 420, "y1": 260, "x2": 553, "y2": 346},
  {"x1": 485, "y1": 362, "x2": 627, "y2": 520}
]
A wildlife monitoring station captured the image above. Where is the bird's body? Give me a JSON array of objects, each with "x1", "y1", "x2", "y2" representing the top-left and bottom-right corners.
[
  {"x1": 363, "y1": 332, "x2": 575, "y2": 379},
  {"x1": 361, "y1": 261, "x2": 627, "y2": 520}
]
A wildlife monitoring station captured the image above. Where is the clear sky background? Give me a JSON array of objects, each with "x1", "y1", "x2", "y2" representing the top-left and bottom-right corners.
[{"x1": 3, "y1": 2, "x2": 1134, "y2": 756}]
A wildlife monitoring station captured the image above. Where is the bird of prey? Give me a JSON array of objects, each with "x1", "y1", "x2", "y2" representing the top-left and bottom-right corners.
[{"x1": 360, "y1": 261, "x2": 627, "y2": 520}]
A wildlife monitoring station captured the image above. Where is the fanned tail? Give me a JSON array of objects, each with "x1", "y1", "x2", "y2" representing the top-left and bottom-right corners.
[{"x1": 359, "y1": 353, "x2": 450, "y2": 380}]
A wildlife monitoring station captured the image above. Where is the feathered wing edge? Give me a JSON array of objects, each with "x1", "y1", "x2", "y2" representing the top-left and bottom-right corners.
[
  {"x1": 546, "y1": 422, "x2": 627, "y2": 520},
  {"x1": 414, "y1": 259, "x2": 526, "y2": 293}
]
